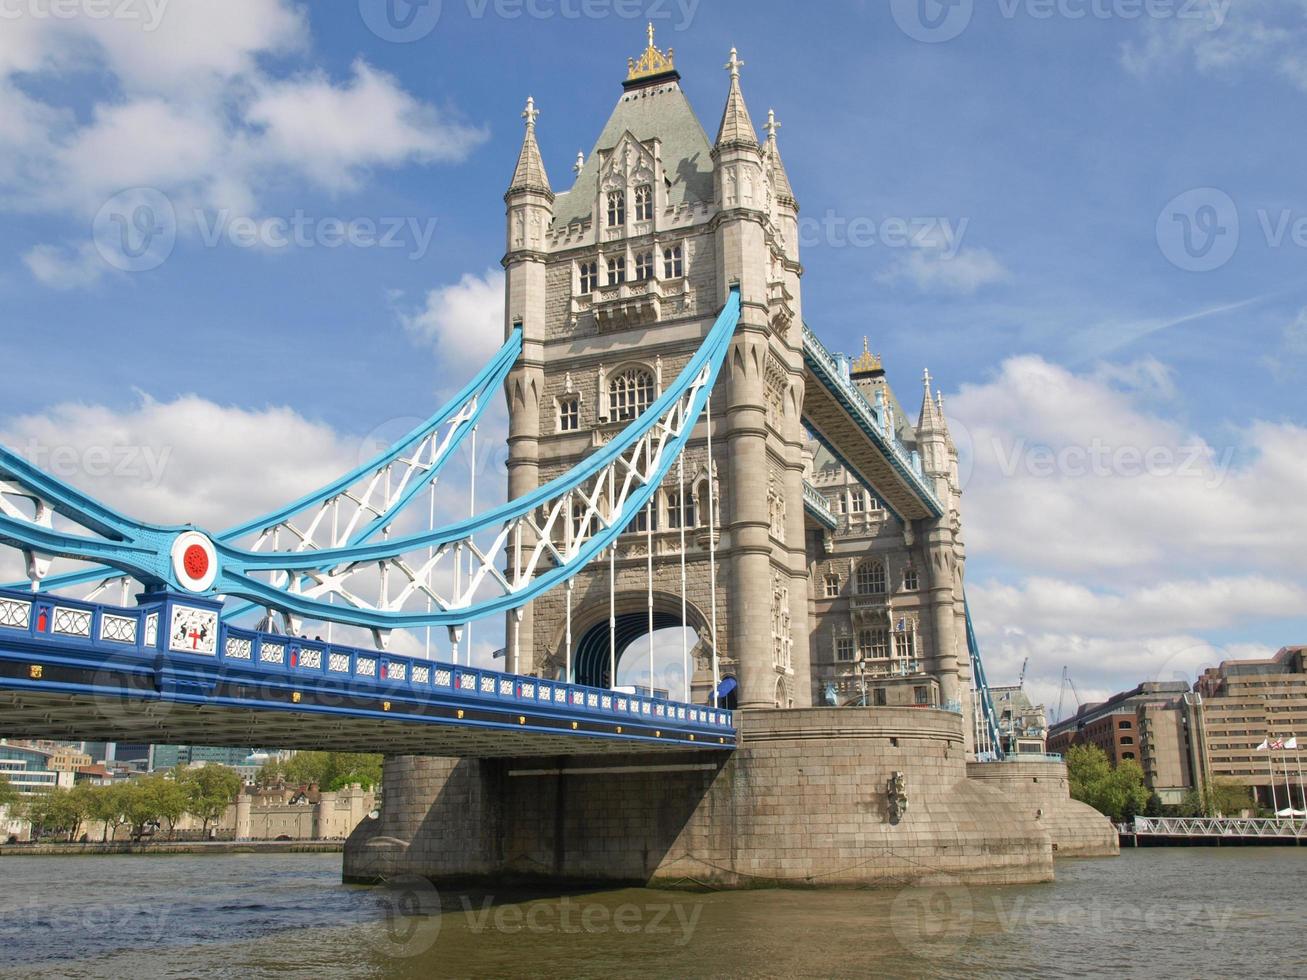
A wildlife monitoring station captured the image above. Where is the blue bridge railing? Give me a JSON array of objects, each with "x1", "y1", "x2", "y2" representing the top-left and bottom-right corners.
[{"x1": 0, "y1": 588, "x2": 736, "y2": 747}]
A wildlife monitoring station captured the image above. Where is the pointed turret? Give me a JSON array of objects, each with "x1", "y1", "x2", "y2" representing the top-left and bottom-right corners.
[
  {"x1": 715, "y1": 48, "x2": 759, "y2": 150},
  {"x1": 507, "y1": 96, "x2": 553, "y2": 199},
  {"x1": 918, "y1": 369, "x2": 945, "y2": 434},
  {"x1": 764, "y1": 109, "x2": 796, "y2": 208}
]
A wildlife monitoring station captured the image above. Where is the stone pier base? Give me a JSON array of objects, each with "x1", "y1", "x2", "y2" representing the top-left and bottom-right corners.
[
  {"x1": 967, "y1": 758, "x2": 1120, "y2": 857},
  {"x1": 346, "y1": 707, "x2": 1061, "y2": 888}
]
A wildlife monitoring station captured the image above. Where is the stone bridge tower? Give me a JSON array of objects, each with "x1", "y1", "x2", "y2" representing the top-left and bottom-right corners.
[{"x1": 502, "y1": 29, "x2": 812, "y2": 709}]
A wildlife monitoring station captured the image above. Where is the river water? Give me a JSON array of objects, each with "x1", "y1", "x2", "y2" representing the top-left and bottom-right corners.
[{"x1": 1, "y1": 849, "x2": 1304, "y2": 978}]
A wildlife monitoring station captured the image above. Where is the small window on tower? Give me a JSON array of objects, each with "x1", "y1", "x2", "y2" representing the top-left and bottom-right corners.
[
  {"x1": 850, "y1": 491, "x2": 866, "y2": 514},
  {"x1": 634, "y1": 184, "x2": 653, "y2": 222},
  {"x1": 607, "y1": 256, "x2": 626, "y2": 286},
  {"x1": 663, "y1": 244, "x2": 684, "y2": 279},
  {"x1": 824, "y1": 574, "x2": 840, "y2": 598},
  {"x1": 635, "y1": 252, "x2": 655, "y2": 281},
  {"x1": 558, "y1": 397, "x2": 580, "y2": 433},
  {"x1": 579, "y1": 262, "x2": 598, "y2": 294},
  {"x1": 903, "y1": 566, "x2": 919, "y2": 591},
  {"x1": 835, "y1": 637, "x2": 855, "y2": 662},
  {"x1": 607, "y1": 191, "x2": 626, "y2": 227}
]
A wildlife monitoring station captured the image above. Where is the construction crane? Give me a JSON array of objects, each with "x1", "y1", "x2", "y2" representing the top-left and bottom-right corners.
[
  {"x1": 1056, "y1": 666, "x2": 1082, "y2": 723},
  {"x1": 1017, "y1": 657, "x2": 1029, "y2": 689}
]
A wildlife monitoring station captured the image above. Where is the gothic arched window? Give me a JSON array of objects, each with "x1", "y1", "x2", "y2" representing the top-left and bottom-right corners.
[
  {"x1": 607, "y1": 190, "x2": 626, "y2": 227},
  {"x1": 667, "y1": 488, "x2": 696, "y2": 529},
  {"x1": 635, "y1": 251, "x2": 655, "y2": 282},
  {"x1": 634, "y1": 184, "x2": 653, "y2": 222},
  {"x1": 855, "y1": 560, "x2": 887, "y2": 596},
  {"x1": 663, "y1": 244, "x2": 684, "y2": 279},
  {"x1": 608, "y1": 367, "x2": 655, "y2": 422},
  {"x1": 579, "y1": 261, "x2": 598, "y2": 294},
  {"x1": 607, "y1": 256, "x2": 626, "y2": 286}
]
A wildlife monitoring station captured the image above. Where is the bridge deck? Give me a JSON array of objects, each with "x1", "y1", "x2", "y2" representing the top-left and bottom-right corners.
[
  {"x1": 801, "y1": 324, "x2": 943, "y2": 522},
  {"x1": 0, "y1": 589, "x2": 736, "y2": 758}
]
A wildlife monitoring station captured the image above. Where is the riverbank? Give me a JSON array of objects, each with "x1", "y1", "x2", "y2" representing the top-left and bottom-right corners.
[{"x1": 0, "y1": 840, "x2": 344, "y2": 857}]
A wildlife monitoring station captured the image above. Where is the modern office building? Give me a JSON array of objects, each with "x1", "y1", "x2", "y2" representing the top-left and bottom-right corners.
[
  {"x1": 150, "y1": 745, "x2": 258, "y2": 771},
  {"x1": 1047, "y1": 681, "x2": 1190, "y2": 766}
]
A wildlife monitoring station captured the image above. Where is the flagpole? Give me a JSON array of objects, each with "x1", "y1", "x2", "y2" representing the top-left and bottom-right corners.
[
  {"x1": 1263, "y1": 739, "x2": 1280, "y2": 816},
  {"x1": 1294, "y1": 740, "x2": 1304, "y2": 821},
  {"x1": 1283, "y1": 743, "x2": 1294, "y2": 817}
]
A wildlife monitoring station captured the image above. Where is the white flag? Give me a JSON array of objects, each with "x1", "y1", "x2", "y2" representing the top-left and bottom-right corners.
[
  {"x1": 1256, "y1": 740, "x2": 1269, "y2": 750},
  {"x1": 1286, "y1": 737, "x2": 1299, "y2": 750}
]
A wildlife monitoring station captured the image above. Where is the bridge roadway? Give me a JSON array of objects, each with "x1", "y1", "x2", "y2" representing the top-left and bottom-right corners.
[
  {"x1": 801, "y1": 323, "x2": 944, "y2": 522},
  {"x1": 0, "y1": 589, "x2": 736, "y2": 757}
]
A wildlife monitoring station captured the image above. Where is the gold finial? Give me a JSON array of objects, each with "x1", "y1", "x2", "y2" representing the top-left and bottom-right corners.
[
  {"x1": 852, "y1": 337, "x2": 882, "y2": 375},
  {"x1": 627, "y1": 22, "x2": 675, "y2": 82}
]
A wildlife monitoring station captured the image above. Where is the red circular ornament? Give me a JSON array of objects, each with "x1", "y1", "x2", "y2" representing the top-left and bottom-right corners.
[{"x1": 183, "y1": 544, "x2": 210, "y2": 580}]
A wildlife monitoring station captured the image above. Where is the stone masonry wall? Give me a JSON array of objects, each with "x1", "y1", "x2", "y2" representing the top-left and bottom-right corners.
[{"x1": 345, "y1": 707, "x2": 1057, "y2": 888}]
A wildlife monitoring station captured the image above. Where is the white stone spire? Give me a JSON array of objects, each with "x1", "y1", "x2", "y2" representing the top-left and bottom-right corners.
[
  {"x1": 508, "y1": 96, "x2": 553, "y2": 198},
  {"x1": 716, "y1": 47, "x2": 759, "y2": 149}
]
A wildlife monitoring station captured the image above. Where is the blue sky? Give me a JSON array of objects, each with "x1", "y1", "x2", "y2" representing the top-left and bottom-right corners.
[{"x1": 1, "y1": 0, "x2": 1305, "y2": 711}]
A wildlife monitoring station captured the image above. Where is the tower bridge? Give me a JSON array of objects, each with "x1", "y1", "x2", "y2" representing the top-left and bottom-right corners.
[{"x1": 0, "y1": 28, "x2": 1117, "y2": 888}]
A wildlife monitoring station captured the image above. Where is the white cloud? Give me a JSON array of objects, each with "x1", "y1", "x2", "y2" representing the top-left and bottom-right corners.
[
  {"x1": 1121, "y1": 0, "x2": 1307, "y2": 92},
  {"x1": 1, "y1": 0, "x2": 488, "y2": 286},
  {"x1": 878, "y1": 245, "x2": 1009, "y2": 295},
  {"x1": 401, "y1": 269, "x2": 507, "y2": 381},
  {"x1": 950, "y1": 355, "x2": 1307, "y2": 577},
  {"x1": 0, "y1": 395, "x2": 360, "y2": 534},
  {"x1": 950, "y1": 352, "x2": 1307, "y2": 704},
  {"x1": 22, "y1": 242, "x2": 107, "y2": 289},
  {"x1": 247, "y1": 61, "x2": 487, "y2": 192},
  {"x1": 971, "y1": 576, "x2": 1307, "y2": 639}
]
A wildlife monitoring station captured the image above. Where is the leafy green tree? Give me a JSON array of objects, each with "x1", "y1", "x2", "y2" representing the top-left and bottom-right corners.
[
  {"x1": 181, "y1": 766, "x2": 242, "y2": 835},
  {"x1": 0, "y1": 773, "x2": 18, "y2": 811},
  {"x1": 271, "y1": 752, "x2": 383, "y2": 792},
  {"x1": 87, "y1": 783, "x2": 132, "y2": 842},
  {"x1": 24, "y1": 788, "x2": 83, "y2": 841},
  {"x1": 151, "y1": 778, "x2": 191, "y2": 839},
  {"x1": 1066, "y1": 744, "x2": 1150, "y2": 822},
  {"x1": 1144, "y1": 792, "x2": 1164, "y2": 818},
  {"x1": 1207, "y1": 779, "x2": 1254, "y2": 817}
]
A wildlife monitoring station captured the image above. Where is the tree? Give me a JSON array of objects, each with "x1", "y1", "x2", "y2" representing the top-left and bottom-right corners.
[
  {"x1": 87, "y1": 783, "x2": 132, "y2": 842},
  {"x1": 1066, "y1": 744, "x2": 1150, "y2": 823},
  {"x1": 1144, "y1": 792, "x2": 1164, "y2": 818},
  {"x1": 181, "y1": 766, "x2": 242, "y2": 835},
  {"x1": 151, "y1": 778, "x2": 191, "y2": 839},
  {"x1": 0, "y1": 773, "x2": 18, "y2": 812},
  {"x1": 1207, "y1": 779, "x2": 1254, "y2": 817},
  {"x1": 269, "y1": 752, "x2": 383, "y2": 792}
]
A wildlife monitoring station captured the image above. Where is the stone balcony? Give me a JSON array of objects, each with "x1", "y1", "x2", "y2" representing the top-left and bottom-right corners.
[{"x1": 573, "y1": 276, "x2": 691, "y2": 332}]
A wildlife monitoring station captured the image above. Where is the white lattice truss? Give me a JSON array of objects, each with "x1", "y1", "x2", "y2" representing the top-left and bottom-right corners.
[
  {"x1": 1130, "y1": 817, "x2": 1307, "y2": 838},
  {"x1": 237, "y1": 357, "x2": 716, "y2": 627}
]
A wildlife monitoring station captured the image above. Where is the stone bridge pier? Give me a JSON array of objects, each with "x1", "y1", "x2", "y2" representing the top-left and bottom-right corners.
[{"x1": 345, "y1": 707, "x2": 1111, "y2": 889}]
